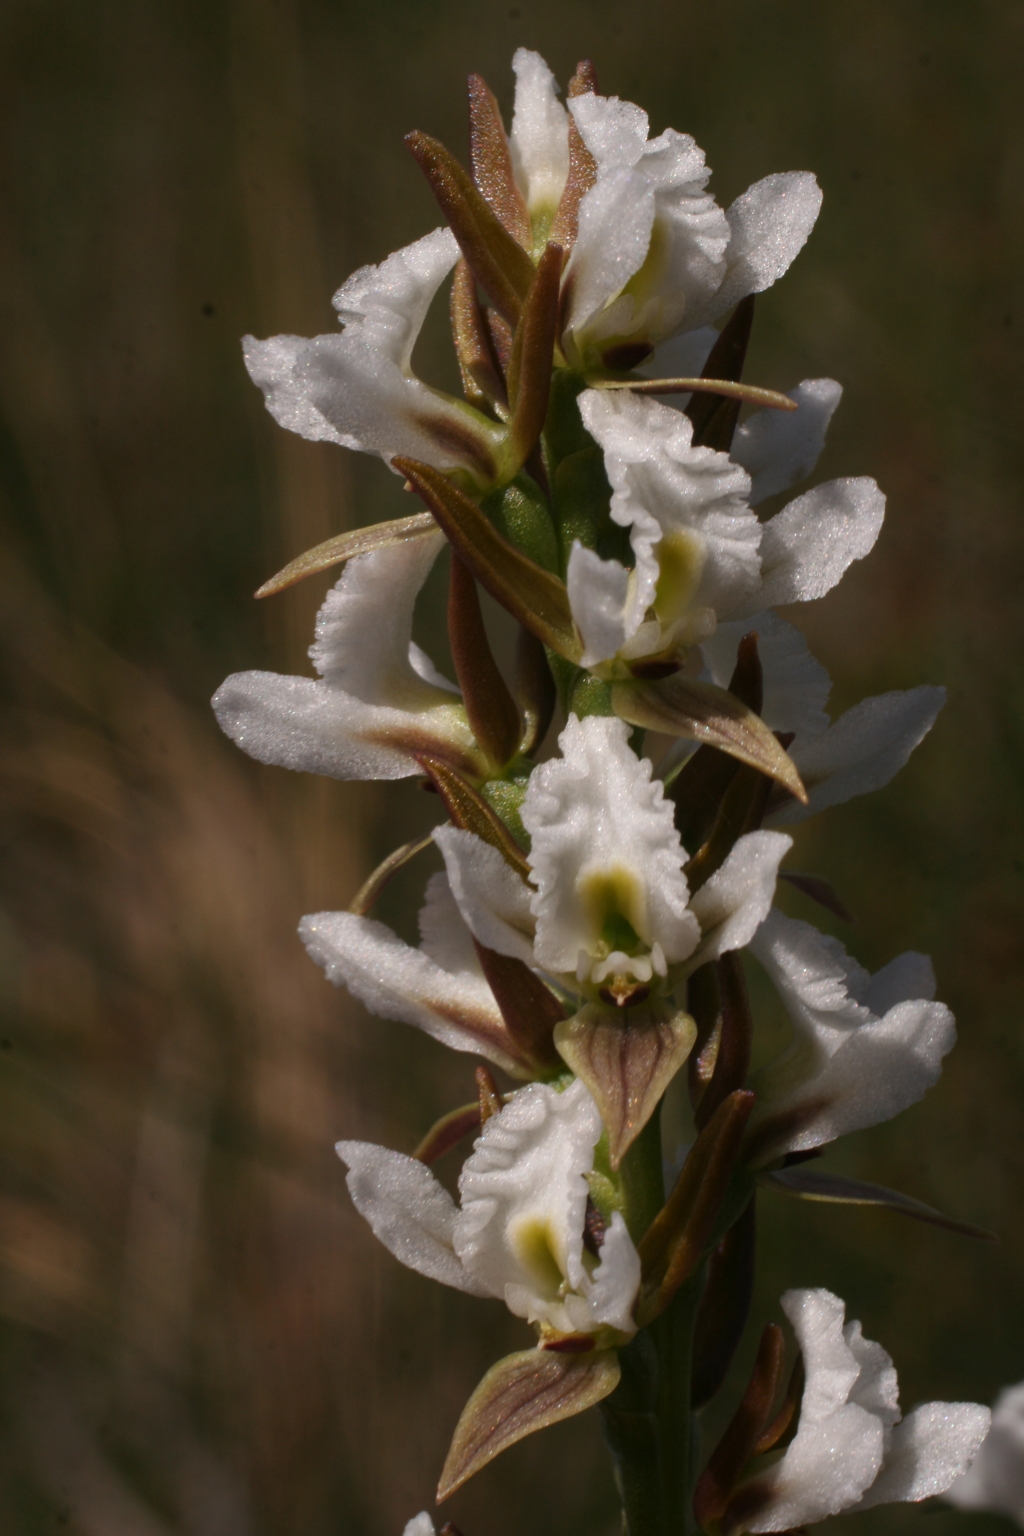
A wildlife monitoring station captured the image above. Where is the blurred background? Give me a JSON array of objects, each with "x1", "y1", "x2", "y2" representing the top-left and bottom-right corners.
[{"x1": 1, "y1": 2, "x2": 1022, "y2": 1532}]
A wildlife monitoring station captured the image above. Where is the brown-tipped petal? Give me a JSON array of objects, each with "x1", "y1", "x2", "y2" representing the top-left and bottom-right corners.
[
  {"x1": 693, "y1": 1324, "x2": 787, "y2": 1529},
  {"x1": 255, "y1": 511, "x2": 437, "y2": 597},
  {"x1": 550, "y1": 110, "x2": 597, "y2": 250},
  {"x1": 413, "y1": 1102, "x2": 481, "y2": 1165},
  {"x1": 692, "y1": 1197, "x2": 757, "y2": 1410},
  {"x1": 472, "y1": 941, "x2": 564, "y2": 1075},
  {"x1": 613, "y1": 677, "x2": 807, "y2": 804},
  {"x1": 406, "y1": 131, "x2": 535, "y2": 327},
  {"x1": 505, "y1": 243, "x2": 563, "y2": 470},
  {"x1": 450, "y1": 258, "x2": 509, "y2": 413},
  {"x1": 475, "y1": 1063, "x2": 504, "y2": 1124},
  {"x1": 467, "y1": 74, "x2": 531, "y2": 246},
  {"x1": 779, "y1": 870, "x2": 855, "y2": 923},
  {"x1": 417, "y1": 753, "x2": 530, "y2": 878},
  {"x1": 396, "y1": 458, "x2": 582, "y2": 661},
  {"x1": 695, "y1": 955, "x2": 754, "y2": 1130},
  {"x1": 686, "y1": 294, "x2": 756, "y2": 452},
  {"x1": 348, "y1": 833, "x2": 435, "y2": 917},
  {"x1": 447, "y1": 554, "x2": 522, "y2": 770},
  {"x1": 596, "y1": 376, "x2": 794, "y2": 413},
  {"x1": 554, "y1": 1003, "x2": 697, "y2": 1169},
  {"x1": 637, "y1": 1090, "x2": 755, "y2": 1326},
  {"x1": 437, "y1": 1347, "x2": 620, "y2": 1501},
  {"x1": 567, "y1": 59, "x2": 599, "y2": 95},
  {"x1": 515, "y1": 625, "x2": 556, "y2": 756},
  {"x1": 761, "y1": 1167, "x2": 997, "y2": 1241},
  {"x1": 753, "y1": 1355, "x2": 804, "y2": 1456}
]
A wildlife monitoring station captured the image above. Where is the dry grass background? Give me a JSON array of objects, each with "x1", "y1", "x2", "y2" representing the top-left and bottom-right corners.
[{"x1": 1, "y1": 2, "x2": 1022, "y2": 1533}]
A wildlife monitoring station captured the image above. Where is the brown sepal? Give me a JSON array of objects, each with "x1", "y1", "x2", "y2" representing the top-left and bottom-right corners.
[
  {"x1": 348, "y1": 832, "x2": 434, "y2": 916},
  {"x1": 693, "y1": 1323, "x2": 786, "y2": 1528},
  {"x1": 450, "y1": 258, "x2": 509, "y2": 413},
  {"x1": 515, "y1": 624, "x2": 556, "y2": 756},
  {"x1": 685, "y1": 294, "x2": 755, "y2": 452},
  {"x1": 694, "y1": 954, "x2": 753, "y2": 1130},
  {"x1": 467, "y1": 73, "x2": 531, "y2": 246},
  {"x1": 255, "y1": 510, "x2": 438, "y2": 598},
  {"x1": 475, "y1": 1063, "x2": 504, "y2": 1125},
  {"x1": 668, "y1": 634, "x2": 762, "y2": 852},
  {"x1": 636, "y1": 1090, "x2": 754, "y2": 1326},
  {"x1": 779, "y1": 870, "x2": 855, "y2": 923},
  {"x1": 447, "y1": 553, "x2": 522, "y2": 770},
  {"x1": 405, "y1": 131, "x2": 535, "y2": 326},
  {"x1": 413, "y1": 1102, "x2": 481, "y2": 1164},
  {"x1": 437, "y1": 1347, "x2": 621, "y2": 1501},
  {"x1": 554, "y1": 1003, "x2": 697, "y2": 1169},
  {"x1": 416, "y1": 753, "x2": 530, "y2": 878},
  {"x1": 691, "y1": 1197, "x2": 757, "y2": 1410},
  {"x1": 506, "y1": 242, "x2": 564, "y2": 469},
  {"x1": 550, "y1": 104, "x2": 597, "y2": 251},
  {"x1": 472, "y1": 941, "x2": 564, "y2": 1075}
]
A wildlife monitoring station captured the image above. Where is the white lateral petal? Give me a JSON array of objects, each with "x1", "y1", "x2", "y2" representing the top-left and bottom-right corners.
[
  {"x1": 455, "y1": 1078, "x2": 610, "y2": 1330},
  {"x1": 570, "y1": 92, "x2": 648, "y2": 170},
  {"x1": 772, "y1": 686, "x2": 946, "y2": 825},
  {"x1": 712, "y1": 172, "x2": 823, "y2": 319},
  {"x1": 755, "y1": 476, "x2": 886, "y2": 610},
  {"x1": 336, "y1": 1141, "x2": 488, "y2": 1296},
  {"x1": 860, "y1": 1402, "x2": 993, "y2": 1508},
  {"x1": 701, "y1": 613, "x2": 832, "y2": 741},
  {"x1": 844, "y1": 1317, "x2": 900, "y2": 1427},
  {"x1": 732, "y1": 379, "x2": 843, "y2": 505},
  {"x1": 579, "y1": 390, "x2": 761, "y2": 627},
  {"x1": 300, "y1": 910, "x2": 526, "y2": 1077},
  {"x1": 522, "y1": 715, "x2": 699, "y2": 975},
  {"x1": 402, "y1": 1516, "x2": 436, "y2": 1536},
  {"x1": 946, "y1": 1383, "x2": 1024, "y2": 1520},
  {"x1": 564, "y1": 168, "x2": 656, "y2": 347},
  {"x1": 243, "y1": 334, "x2": 357, "y2": 447},
  {"x1": 509, "y1": 49, "x2": 570, "y2": 218},
  {"x1": 749, "y1": 911, "x2": 955, "y2": 1157},
  {"x1": 743, "y1": 1288, "x2": 885, "y2": 1531},
  {"x1": 562, "y1": 1210, "x2": 641, "y2": 1336},
  {"x1": 688, "y1": 831, "x2": 792, "y2": 966},
  {"x1": 417, "y1": 870, "x2": 483, "y2": 976},
  {"x1": 567, "y1": 543, "x2": 633, "y2": 667},
  {"x1": 433, "y1": 826, "x2": 537, "y2": 964}
]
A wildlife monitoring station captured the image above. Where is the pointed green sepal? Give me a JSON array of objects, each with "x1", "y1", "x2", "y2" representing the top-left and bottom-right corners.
[{"x1": 761, "y1": 1166, "x2": 996, "y2": 1241}]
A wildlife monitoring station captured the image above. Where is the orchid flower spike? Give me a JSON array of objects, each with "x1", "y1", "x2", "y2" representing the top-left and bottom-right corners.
[
  {"x1": 946, "y1": 1380, "x2": 1024, "y2": 1527},
  {"x1": 718, "y1": 1288, "x2": 990, "y2": 1534},
  {"x1": 744, "y1": 909, "x2": 956, "y2": 1166},
  {"x1": 213, "y1": 531, "x2": 513, "y2": 784},
  {"x1": 338, "y1": 1077, "x2": 640, "y2": 1345}
]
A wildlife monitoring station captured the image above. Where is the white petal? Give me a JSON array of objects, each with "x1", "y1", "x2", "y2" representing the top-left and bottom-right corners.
[
  {"x1": 402, "y1": 1516, "x2": 436, "y2": 1536},
  {"x1": 509, "y1": 49, "x2": 570, "y2": 217},
  {"x1": 772, "y1": 686, "x2": 946, "y2": 825},
  {"x1": 567, "y1": 543, "x2": 634, "y2": 666},
  {"x1": 212, "y1": 534, "x2": 482, "y2": 783},
  {"x1": 417, "y1": 870, "x2": 483, "y2": 976},
  {"x1": 564, "y1": 168, "x2": 655, "y2": 349},
  {"x1": 861, "y1": 1403, "x2": 992, "y2": 1508},
  {"x1": 946, "y1": 1383, "x2": 1024, "y2": 1520},
  {"x1": 570, "y1": 92, "x2": 648, "y2": 170},
  {"x1": 455, "y1": 1079, "x2": 609, "y2": 1329},
  {"x1": 563, "y1": 1210, "x2": 641, "y2": 1335},
  {"x1": 701, "y1": 613, "x2": 832, "y2": 741},
  {"x1": 245, "y1": 228, "x2": 502, "y2": 478},
  {"x1": 522, "y1": 715, "x2": 699, "y2": 975},
  {"x1": 732, "y1": 379, "x2": 843, "y2": 505},
  {"x1": 712, "y1": 172, "x2": 823, "y2": 318},
  {"x1": 844, "y1": 1317, "x2": 900, "y2": 1428},
  {"x1": 749, "y1": 911, "x2": 956, "y2": 1157},
  {"x1": 688, "y1": 831, "x2": 792, "y2": 966},
  {"x1": 300, "y1": 910, "x2": 526, "y2": 1077},
  {"x1": 336, "y1": 1140, "x2": 487, "y2": 1296},
  {"x1": 579, "y1": 390, "x2": 761, "y2": 627},
  {"x1": 433, "y1": 826, "x2": 537, "y2": 964},
  {"x1": 743, "y1": 1288, "x2": 884, "y2": 1531},
  {"x1": 755, "y1": 477, "x2": 885, "y2": 610},
  {"x1": 643, "y1": 325, "x2": 718, "y2": 382}
]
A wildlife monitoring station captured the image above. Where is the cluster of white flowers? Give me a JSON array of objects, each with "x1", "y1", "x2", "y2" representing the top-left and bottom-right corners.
[{"x1": 214, "y1": 48, "x2": 997, "y2": 1536}]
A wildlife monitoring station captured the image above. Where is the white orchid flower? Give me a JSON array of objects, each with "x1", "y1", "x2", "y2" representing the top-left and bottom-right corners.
[
  {"x1": 242, "y1": 227, "x2": 506, "y2": 485},
  {"x1": 744, "y1": 909, "x2": 956, "y2": 1164},
  {"x1": 213, "y1": 531, "x2": 503, "y2": 785},
  {"x1": 722, "y1": 1288, "x2": 989, "y2": 1533},
  {"x1": 435, "y1": 713, "x2": 790, "y2": 1006},
  {"x1": 568, "y1": 388, "x2": 884, "y2": 674},
  {"x1": 701, "y1": 611, "x2": 946, "y2": 824},
  {"x1": 946, "y1": 1380, "x2": 1024, "y2": 1527},
  {"x1": 560, "y1": 77, "x2": 820, "y2": 369},
  {"x1": 338, "y1": 1077, "x2": 641, "y2": 1343}
]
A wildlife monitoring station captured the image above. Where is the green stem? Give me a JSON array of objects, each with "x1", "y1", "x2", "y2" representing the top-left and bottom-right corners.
[{"x1": 652, "y1": 1267, "x2": 704, "y2": 1536}]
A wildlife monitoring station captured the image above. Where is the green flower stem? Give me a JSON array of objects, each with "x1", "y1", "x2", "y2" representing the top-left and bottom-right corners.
[{"x1": 615, "y1": 1111, "x2": 703, "y2": 1536}]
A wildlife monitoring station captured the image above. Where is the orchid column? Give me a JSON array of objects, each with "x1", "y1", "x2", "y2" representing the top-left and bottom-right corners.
[{"x1": 213, "y1": 48, "x2": 992, "y2": 1536}]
